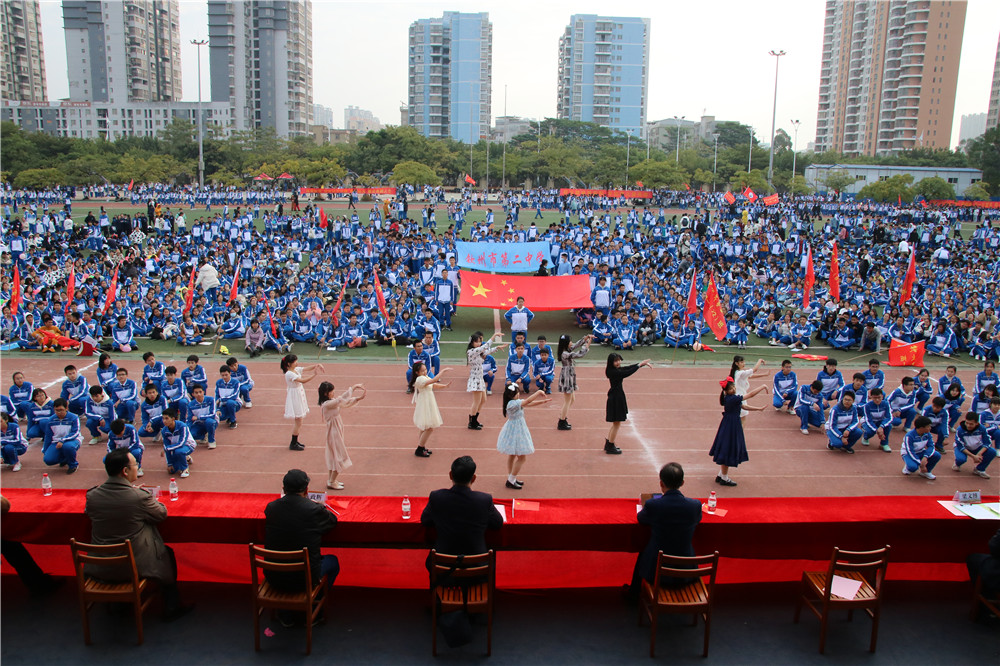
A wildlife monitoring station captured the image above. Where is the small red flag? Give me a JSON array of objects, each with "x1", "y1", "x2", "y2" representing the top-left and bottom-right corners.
[
  {"x1": 183, "y1": 264, "x2": 197, "y2": 315},
  {"x1": 373, "y1": 272, "x2": 389, "y2": 322},
  {"x1": 920, "y1": 200, "x2": 928, "y2": 209},
  {"x1": 684, "y1": 271, "x2": 698, "y2": 324},
  {"x1": 102, "y1": 263, "x2": 120, "y2": 315},
  {"x1": 684, "y1": 183, "x2": 691, "y2": 191},
  {"x1": 65, "y1": 264, "x2": 76, "y2": 318},
  {"x1": 10, "y1": 264, "x2": 21, "y2": 316},
  {"x1": 723, "y1": 191, "x2": 736, "y2": 205},
  {"x1": 899, "y1": 251, "x2": 916, "y2": 306},
  {"x1": 803, "y1": 246, "x2": 815, "y2": 309},
  {"x1": 829, "y1": 241, "x2": 840, "y2": 302},
  {"x1": 743, "y1": 187, "x2": 757, "y2": 202},
  {"x1": 702, "y1": 274, "x2": 728, "y2": 341},
  {"x1": 897, "y1": 194, "x2": 902, "y2": 206},
  {"x1": 465, "y1": 174, "x2": 477, "y2": 186},
  {"x1": 762, "y1": 193, "x2": 779, "y2": 206},
  {"x1": 265, "y1": 302, "x2": 278, "y2": 338},
  {"x1": 226, "y1": 262, "x2": 240, "y2": 306},
  {"x1": 319, "y1": 207, "x2": 328, "y2": 228},
  {"x1": 330, "y1": 282, "x2": 347, "y2": 328},
  {"x1": 127, "y1": 179, "x2": 134, "y2": 191},
  {"x1": 636, "y1": 181, "x2": 644, "y2": 188},
  {"x1": 887, "y1": 338, "x2": 925, "y2": 367},
  {"x1": 791, "y1": 353, "x2": 829, "y2": 361}
]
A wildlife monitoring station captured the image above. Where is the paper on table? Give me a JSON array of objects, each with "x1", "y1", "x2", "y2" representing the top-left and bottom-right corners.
[
  {"x1": 956, "y1": 502, "x2": 1000, "y2": 520},
  {"x1": 494, "y1": 504, "x2": 507, "y2": 523},
  {"x1": 830, "y1": 575, "x2": 863, "y2": 600}
]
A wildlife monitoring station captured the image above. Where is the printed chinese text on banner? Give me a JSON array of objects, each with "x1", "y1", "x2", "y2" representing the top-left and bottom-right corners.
[
  {"x1": 762, "y1": 193, "x2": 779, "y2": 206},
  {"x1": 723, "y1": 191, "x2": 736, "y2": 204},
  {"x1": 457, "y1": 271, "x2": 593, "y2": 311},
  {"x1": 702, "y1": 275, "x2": 728, "y2": 340},
  {"x1": 887, "y1": 338, "x2": 925, "y2": 367},
  {"x1": 456, "y1": 241, "x2": 551, "y2": 274}
]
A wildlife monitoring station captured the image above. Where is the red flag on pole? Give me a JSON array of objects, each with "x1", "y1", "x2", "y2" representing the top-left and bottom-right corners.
[
  {"x1": 742, "y1": 187, "x2": 757, "y2": 202},
  {"x1": 684, "y1": 183, "x2": 691, "y2": 191},
  {"x1": 723, "y1": 191, "x2": 736, "y2": 205},
  {"x1": 684, "y1": 271, "x2": 698, "y2": 324},
  {"x1": 829, "y1": 241, "x2": 840, "y2": 302},
  {"x1": 102, "y1": 263, "x2": 120, "y2": 315},
  {"x1": 897, "y1": 194, "x2": 902, "y2": 206},
  {"x1": 65, "y1": 264, "x2": 76, "y2": 318},
  {"x1": 702, "y1": 274, "x2": 728, "y2": 341},
  {"x1": 373, "y1": 272, "x2": 390, "y2": 321},
  {"x1": 762, "y1": 193, "x2": 779, "y2": 206},
  {"x1": 226, "y1": 262, "x2": 240, "y2": 306},
  {"x1": 330, "y1": 282, "x2": 347, "y2": 328},
  {"x1": 319, "y1": 207, "x2": 328, "y2": 228},
  {"x1": 899, "y1": 251, "x2": 917, "y2": 306},
  {"x1": 636, "y1": 181, "x2": 644, "y2": 188},
  {"x1": 803, "y1": 246, "x2": 815, "y2": 309},
  {"x1": 10, "y1": 264, "x2": 21, "y2": 316},
  {"x1": 183, "y1": 264, "x2": 197, "y2": 315},
  {"x1": 887, "y1": 338, "x2": 926, "y2": 367},
  {"x1": 127, "y1": 179, "x2": 134, "y2": 191},
  {"x1": 464, "y1": 174, "x2": 477, "y2": 186},
  {"x1": 265, "y1": 302, "x2": 278, "y2": 338}
]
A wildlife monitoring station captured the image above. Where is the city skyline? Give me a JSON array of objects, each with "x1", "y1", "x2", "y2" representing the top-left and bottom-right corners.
[{"x1": 27, "y1": 0, "x2": 1000, "y2": 148}]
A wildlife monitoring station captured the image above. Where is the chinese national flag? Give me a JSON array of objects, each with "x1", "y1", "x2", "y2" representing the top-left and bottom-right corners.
[
  {"x1": 319, "y1": 207, "x2": 328, "y2": 228},
  {"x1": 899, "y1": 251, "x2": 916, "y2": 306},
  {"x1": 684, "y1": 271, "x2": 699, "y2": 324},
  {"x1": 183, "y1": 264, "x2": 196, "y2": 315},
  {"x1": 702, "y1": 274, "x2": 728, "y2": 341},
  {"x1": 803, "y1": 246, "x2": 815, "y2": 309},
  {"x1": 226, "y1": 262, "x2": 240, "y2": 306},
  {"x1": 888, "y1": 338, "x2": 926, "y2": 367},
  {"x1": 10, "y1": 265, "x2": 21, "y2": 316},
  {"x1": 465, "y1": 174, "x2": 477, "y2": 186},
  {"x1": 65, "y1": 264, "x2": 75, "y2": 318},
  {"x1": 373, "y1": 272, "x2": 389, "y2": 321},
  {"x1": 743, "y1": 187, "x2": 757, "y2": 202},
  {"x1": 723, "y1": 191, "x2": 736, "y2": 205},
  {"x1": 763, "y1": 193, "x2": 779, "y2": 206},
  {"x1": 330, "y1": 282, "x2": 347, "y2": 328},
  {"x1": 829, "y1": 241, "x2": 840, "y2": 302},
  {"x1": 457, "y1": 270, "x2": 592, "y2": 311},
  {"x1": 102, "y1": 263, "x2": 120, "y2": 315}
]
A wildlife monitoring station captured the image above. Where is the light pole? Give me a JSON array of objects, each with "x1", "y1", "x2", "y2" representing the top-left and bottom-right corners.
[
  {"x1": 191, "y1": 39, "x2": 207, "y2": 187},
  {"x1": 711, "y1": 132, "x2": 720, "y2": 192},
  {"x1": 790, "y1": 118, "x2": 801, "y2": 180},
  {"x1": 673, "y1": 115, "x2": 685, "y2": 163},
  {"x1": 748, "y1": 126, "x2": 754, "y2": 173},
  {"x1": 646, "y1": 122, "x2": 651, "y2": 161},
  {"x1": 767, "y1": 49, "x2": 786, "y2": 187}
]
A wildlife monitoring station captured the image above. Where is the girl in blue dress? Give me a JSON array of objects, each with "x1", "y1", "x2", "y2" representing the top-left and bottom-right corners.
[
  {"x1": 709, "y1": 377, "x2": 767, "y2": 487},
  {"x1": 496, "y1": 383, "x2": 550, "y2": 489}
]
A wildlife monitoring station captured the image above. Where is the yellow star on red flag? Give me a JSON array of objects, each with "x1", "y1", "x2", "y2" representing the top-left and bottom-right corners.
[{"x1": 470, "y1": 281, "x2": 492, "y2": 298}]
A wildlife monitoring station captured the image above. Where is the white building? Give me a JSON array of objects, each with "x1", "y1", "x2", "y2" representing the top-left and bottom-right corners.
[
  {"x1": 492, "y1": 116, "x2": 534, "y2": 143},
  {"x1": 344, "y1": 105, "x2": 382, "y2": 134},
  {"x1": 958, "y1": 113, "x2": 987, "y2": 145},
  {"x1": 805, "y1": 163, "x2": 983, "y2": 196}
]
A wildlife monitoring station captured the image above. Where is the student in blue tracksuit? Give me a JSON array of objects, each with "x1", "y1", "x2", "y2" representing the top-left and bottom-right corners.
[
  {"x1": 160, "y1": 408, "x2": 195, "y2": 477},
  {"x1": 826, "y1": 391, "x2": 862, "y2": 453},
  {"x1": 22, "y1": 389, "x2": 54, "y2": 441},
  {"x1": 796, "y1": 380, "x2": 827, "y2": 435},
  {"x1": 772, "y1": 360, "x2": 798, "y2": 411},
  {"x1": 60, "y1": 364, "x2": 90, "y2": 415},
  {"x1": 980, "y1": 397, "x2": 1000, "y2": 448},
  {"x1": 215, "y1": 365, "x2": 242, "y2": 429},
  {"x1": 504, "y1": 297, "x2": 534, "y2": 338},
  {"x1": 110, "y1": 315, "x2": 137, "y2": 351},
  {"x1": 42, "y1": 399, "x2": 82, "y2": 473},
  {"x1": 95, "y1": 353, "x2": 118, "y2": 390},
  {"x1": 952, "y1": 411, "x2": 997, "y2": 479},
  {"x1": 505, "y1": 344, "x2": 533, "y2": 393},
  {"x1": 482, "y1": 353, "x2": 498, "y2": 395},
  {"x1": 592, "y1": 314, "x2": 614, "y2": 345},
  {"x1": 974, "y1": 361, "x2": 999, "y2": 399},
  {"x1": 913, "y1": 369, "x2": 933, "y2": 410},
  {"x1": 937, "y1": 366, "x2": 964, "y2": 398},
  {"x1": 532, "y1": 349, "x2": 555, "y2": 394},
  {"x1": 108, "y1": 419, "x2": 145, "y2": 476},
  {"x1": 901, "y1": 416, "x2": 941, "y2": 479},
  {"x1": 941, "y1": 382, "x2": 966, "y2": 429},
  {"x1": 432, "y1": 272, "x2": 455, "y2": 330},
  {"x1": 863, "y1": 359, "x2": 885, "y2": 395},
  {"x1": 226, "y1": 357, "x2": 254, "y2": 407},
  {"x1": 8, "y1": 372, "x2": 34, "y2": 416},
  {"x1": 406, "y1": 340, "x2": 432, "y2": 391},
  {"x1": 141, "y1": 351, "x2": 166, "y2": 393},
  {"x1": 106, "y1": 367, "x2": 139, "y2": 422},
  {"x1": 85, "y1": 384, "x2": 116, "y2": 445},
  {"x1": 838, "y1": 373, "x2": 869, "y2": 407},
  {"x1": 887, "y1": 377, "x2": 919, "y2": 430},
  {"x1": 862, "y1": 388, "x2": 894, "y2": 452},
  {"x1": 181, "y1": 355, "x2": 208, "y2": 397},
  {"x1": 161, "y1": 366, "x2": 190, "y2": 421},
  {"x1": 816, "y1": 359, "x2": 844, "y2": 401},
  {"x1": 1, "y1": 412, "x2": 27, "y2": 472},
  {"x1": 138, "y1": 384, "x2": 167, "y2": 440},
  {"x1": 187, "y1": 385, "x2": 218, "y2": 449},
  {"x1": 421, "y1": 331, "x2": 441, "y2": 376},
  {"x1": 922, "y1": 396, "x2": 951, "y2": 452}
]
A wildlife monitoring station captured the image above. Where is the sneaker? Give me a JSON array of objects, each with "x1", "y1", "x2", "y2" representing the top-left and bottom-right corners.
[
  {"x1": 208, "y1": 441, "x2": 217, "y2": 449},
  {"x1": 800, "y1": 428, "x2": 809, "y2": 435},
  {"x1": 154, "y1": 432, "x2": 162, "y2": 443},
  {"x1": 180, "y1": 469, "x2": 190, "y2": 478},
  {"x1": 918, "y1": 470, "x2": 936, "y2": 480},
  {"x1": 952, "y1": 464, "x2": 961, "y2": 471},
  {"x1": 842, "y1": 447, "x2": 855, "y2": 454},
  {"x1": 862, "y1": 438, "x2": 870, "y2": 446},
  {"x1": 137, "y1": 467, "x2": 144, "y2": 477},
  {"x1": 486, "y1": 390, "x2": 492, "y2": 395},
  {"x1": 67, "y1": 466, "x2": 78, "y2": 475},
  {"x1": 768, "y1": 339, "x2": 778, "y2": 346},
  {"x1": 228, "y1": 421, "x2": 237, "y2": 429},
  {"x1": 973, "y1": 469, "x2": 991, "y2": 479},
  {"x1": 89, "y1": 436, "x2": 101, "y2": 446},
  {"x1": 880, "y1": 443, "x2": 891, "y2": 452},
  {"x1": 902, "y1": 466, "x2": 912, "y2": 475},
  {"x1": 244, "y1": 401, "x2": 252, "y2": 409},
  {"x1": 11, "y1": 461, "x2": 21, "y2": 472}
]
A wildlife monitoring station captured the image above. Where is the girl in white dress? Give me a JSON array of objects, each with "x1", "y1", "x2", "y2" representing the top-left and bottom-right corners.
[
  {"x1": 282, "y1": 354, "x2": 322, "y2": 451},
  {"x1": 466, "y1": 331, "x2": 503, "y2": 430},
  {"x1": 729, "y1": 356, "x2": 768, "y2": 422},
  {"x1": 410, "y1": 361, "x2": 452, "y2": 457},
  {"x1": 318, "y1": 381, "x2": 366, "y2": 490},
  {"x1": 497, "y1": 383, "x2": 550, "y2": 489}
]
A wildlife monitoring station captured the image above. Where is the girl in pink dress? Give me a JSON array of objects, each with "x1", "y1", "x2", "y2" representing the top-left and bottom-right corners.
[{"x1": 317, "y1": 381, "x2": 367, "y2": 490}]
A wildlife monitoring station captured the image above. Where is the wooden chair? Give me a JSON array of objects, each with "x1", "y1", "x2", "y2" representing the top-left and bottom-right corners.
[
  {"x1": 793, "y1": 545, "x2": 890, "y2": 654},
  {"x1": 249, "y1": 544, "x2": 329, "y2": 655},
  {"x1": 69, "y1": 538, "x2": 155, "y2": 646},
  {"x1": 638, "y1": 551, "x2": 719, "y2": 658},
  {"x1": 970, "y1": 575, "x2": 1000, "y2": 620},
  {"x1": 429, "y1": 549, "x2": 496, "y2": 656}
]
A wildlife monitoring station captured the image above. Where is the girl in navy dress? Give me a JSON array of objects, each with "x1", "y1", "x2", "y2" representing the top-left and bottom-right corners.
[{"x1": 709, "y1": 377, "x2": 767, "y2": 487}]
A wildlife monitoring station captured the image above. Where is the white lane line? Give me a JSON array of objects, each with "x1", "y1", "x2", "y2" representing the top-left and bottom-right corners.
[
  {"x1": 623, "y1": 410, "x2": 662, "y2": 472},
  {"x1": 39, "y1": 359, "x2": 99, "y2": 390}
]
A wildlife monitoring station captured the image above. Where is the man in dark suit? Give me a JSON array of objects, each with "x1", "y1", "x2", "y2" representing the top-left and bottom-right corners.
[
  {"x1": 968, "y1": 528, "x2": 1000, "y2": 610},
  {"x1": 263, "y1": 469, "x2": 339, "y2": 594},
  {"x1": 421, "y1": 456, "x2": 503, "y2": 567},
  {"x1": 626, "y1": 462, "x2": 702, "y2": 599}
]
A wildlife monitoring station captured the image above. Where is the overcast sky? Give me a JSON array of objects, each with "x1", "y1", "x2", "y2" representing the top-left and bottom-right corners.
[{"x1": 37, "y1": 0, "x2": 1000, "y2": 148}]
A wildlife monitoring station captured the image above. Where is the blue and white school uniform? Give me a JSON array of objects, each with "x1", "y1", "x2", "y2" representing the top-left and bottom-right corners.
[
  {"x1": 187, "y1": 396, "x2": 218, "y2": 445},
  {"x1": 826, "y1": 402, "x2": 862, "y2": 450},
  {"x1": 107, "y1": 378, "x2": 139, "y2": 422},
  {"x1": 862, "y1": 399, "x2": 894, "y2": 445},
  {"x1": 181, "y1": 365, "x2": 208, "y2": 397},
  {"x1": 921, "y1": 405, "x2": 950, "y2": 449},
  {"x1": 887, "y1": 387, "x2": 918, "y2": 429},
  {"x1": 506, "y1": 354, "x2": 532, "y2": 393},
  {"x1": 42, "y1": 414, "x2": 82, "y2": 470},
  {"x1": 532, "y1": 356, "x2": 555, "y2": 393},
  {"x1": 85, "y1": 396, "x2": 115, "y2": 439},
  {"x1": 215, "y1": 377, "x2": 242, "y2": 424},
  {"x1": 139, "y1": 395, "x2": 168, "y2": 438},
  {"x1": 162, "y1": 420, "x2": 195, "y2": 473},
  {"x1": 816, "y1": 369, "x2": 844, "y2": 401},
  {"x1": 60, "y1": 375, "x2": 90, "y2": 415},
  {"x1": 22, "y1": 400, "x2": 54, "y2": 440},
  {"x1": 1, "y1": 420, "x2": 28, "y2": 467},
  {"x1": 953, "y1": 423, "x2": 997, "y2": 475},
  {"x1": 900, "y1": 429, "x2": 941, "y2": 475},
  {"x1": 107, "y1": 423, "x2": 145, "y2": 468},
  {"x1": 229, "y1": 363, "x2": 254, "y2": 404},
  {"x1": 772, "y1": 371, "x2": 798, "y2": 409}
]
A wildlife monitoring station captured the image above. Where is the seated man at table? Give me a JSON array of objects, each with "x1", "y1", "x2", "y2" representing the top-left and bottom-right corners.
[
  {"x1": 420, "y1": 455, "x2": 504, "y2": 578},
  {"x1": 263, "y1": 469, "x2": 339, "y2": 626},
  {"x1": 625, "y1": 462, "x2": 702, "y2": 601},
  {"x1": 85, "y1": 447, "x2": 193, "y2": 621}
]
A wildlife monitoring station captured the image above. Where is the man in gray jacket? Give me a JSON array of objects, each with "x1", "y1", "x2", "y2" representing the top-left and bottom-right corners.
[{"x1": 85, "y1": 447, "x2": 193, "y2": 621}]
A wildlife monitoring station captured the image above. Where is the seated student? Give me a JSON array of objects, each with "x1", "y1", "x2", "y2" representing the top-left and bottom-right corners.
[
  {"x1": 772, "y1": 359, "x2": 798, "y2": 412},
  {"x1": 981, "y1": 397, "x2": 1000, "y2": 448},
  {"x1": 176, "y1": 314, "x2": 204, "y2": 346},
  {"x1": 226, "y1": 357, "x2": 254, "y2": 408},
  {"x1": 85, "y1": 384, "x2": 115, "y2": 445},
  {"x1": 505, "y1": 344, "x2": 533, "y2": 393},
  {"x1": 108, "y1": 418, "x2": 145, "y2": 477},
  {"x1": 244, "y1": 318, "x2": 266, "y2": 357},
  {"x1": 482, "y1": 352, "x2": 498, "y2": 396},
  {"x1": 529, "y1": 336, "x2": 553, "y2": 366},
  {"x1": 181, "y1": 355, "x2": 208, "y2": 397},
  {"x1": 913, "y1": 368, "x2": 933, "y2": 410},
  {"x1": 970, "y1": 329, "x2": 998, "y2": 362},
  {"x1": 922, "y1": 396, "x2": 951, "y2": 453},
  {"x1": 926, "y1": 322, "x2": 958, "y2": 357},
  {"x1": 215, "y1": 365, "x2": 241, "y2": 429},
  {"x1": 796, "y1": 380, "x2": 827, "y2": 435},
  {"x1": 888, "y1": 376, "x2": 919, "y2": 430},
  {"x1": 160, "y1": 365, "x2": 190, "y2": 421},
  {"x1": 1, "y1": 412, "x2": 28, "y2": 472},
  {"x1": 532, "y1": 348, "x2": 555, "y2": 394},
  {"x1": 828, "y1": 319, "x2": 857, "y2": 351},
  {"x1": 952, "y1": 411, "x2": 997, "y2": 479},
  {"x1": 858, "y1": 322, "x2": 883, "y2": 353},
  {"x1": 42, "y1": 398, "x2": 82, "y2": 474},
  {"x1": 15, "y1": 312, "x2": 40, "y2": 350},
  {"x1": 940, "y1": 381, "x2": 966, "y2": 429},
  {"x1": 219, "y1": 308, "x2": 246, "y2": 339},
  {"x1": 839, "y1": 373, "x2": 869, "y2": 407},
  {"x1": 592, "y1": 313, "x2": 614, "y2": 346},
  {"x1": 138, "y1": 383, "x2": 167, "y2": 440},
  {"x1": 33, "y1": 315, "x2": 80, "y2": 352},
  {"x1": 826, "y1": 390, "x2": 863, "y2": 453},
  {"x1": 106, "y1": 367, "x2": 139, "y2": 423},
  {"x1": 405, "y1": 340, "x2": 432, "y2": 393},
  {"x1": 662, "y1": 315, "x2": 686, "y2": 348},
  {"x1": 938, "y1": 365, "x2": 964, "y2": 398},
  {"x1": 8, "y1": 372, "x2": 34, "y2": 416},
  {"x1": 60, "y1": 364, "x2": 90, "y2": 416},
  {"x1": 289, "y1": 309, "x2": 316, "y2": 344},
  {"x1": 160, "y1": 408, "x2": 195, "y2": 477},
  {"x1": 901, "y1": 415, "x2": 941, "y2": 480},
  {"x1": 340, "y1": 314, "x2": 368, "y2": 349},
  {"x1": 141, "y1": 352, "x2": 166, "y2": 393},
  {"x1": 816, "y1": 358, "x2": 844, "y2": 401},
  {"x1": 972, "y1": 384, "x2": 999, "y2": 416},
  {"x1": 612, "y1": 311, "x2": 636, "y2": 350},
  {"x1": 974, "y1": 361, "x2": 999, "y2": 405},
  {"x1": 95, "y1": 353, "x2": 118, "y2": 390},
  {"x1": 187, "y1": 385, "x2": 218, "y2": 449},
  {"x1": 110, "y1": 315, "x2": 137, "y2": 351},
  {"x1": 787, "y1": 315, "x2": 813, "y2": 351},
  {"x1": 862, "y1": 388, "x2": 894, "y2": 452},
  {"x1": 421, "y1": 331, "x2": 440, "y2": 375},
  {"x1": 863, "y1": 359, "x2": 885, "y2": 394}
]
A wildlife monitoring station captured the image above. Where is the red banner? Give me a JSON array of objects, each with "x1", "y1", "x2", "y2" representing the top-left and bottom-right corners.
[
  {"x1": 762, "y1": 193, "x2": 779, "y2": 206},
  {"x1": 927, "y1": 199, "x2": 1000, "y2": 208},
  {"x1": 899, "y1": 251, "x2": 916, "y2": 306},
  {"x1": 558, "y1": 189, "x2": 653, "y2": 198},
  {"x1": 888, "y1": 339, "x2": 925, "y2": 368},
  {"x1": 724, "y1": 191, "x2": 736, "y2": 204},
  {"x1": 702, "y1": 274, "x2": 728, "y2": 341},
  {"x1": 299, "y1": 187, "x2": 397, "y2": 195},
  {"x1": 829, "y1": 241, "x2": 840, "y2": 302},
  {"x1": 457, "y1": 271, "x2": 593, "y2": 311}
]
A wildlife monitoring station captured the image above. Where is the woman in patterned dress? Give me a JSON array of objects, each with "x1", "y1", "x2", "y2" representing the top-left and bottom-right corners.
[
  {"x1": 466, "y1": 331, "x2": 503, "y2": 430},
  {"x1": 496, "y1": 383, "x2": 550, "y2": 489},
  {"x1": 556, "y1": 333, "x2": 593, "y2": 430}
]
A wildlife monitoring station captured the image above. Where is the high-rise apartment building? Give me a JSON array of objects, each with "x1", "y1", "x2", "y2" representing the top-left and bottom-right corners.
[
  {"x1": 1, "y1": 1, "x2": 47, "y2": 103},
  {"x1": 208, "y1": 0, "x2": 313, "y2": 137},
  {"x1": 987, "y1": 32, "x2": 1000, "y2": 131},
  {"x1": 557, "y1": 15, "x2": 650, "y2": 138},
  {"x1": 63, "y1": 0, "x2": 182, "y2": 103},
  {"x1": 407, "y1": 11, "x2": 492, "y2": 144},
  {"x1": 344, "y1": 105, "x2": 382, "y2": 133},
  {"x1": 814, "y1": 0, "x2": 967, "y2": 156}
]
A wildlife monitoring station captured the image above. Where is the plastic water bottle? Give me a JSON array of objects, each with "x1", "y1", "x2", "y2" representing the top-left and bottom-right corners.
[
  {"x1": 707, "y1": 491, "x2": 717, "y2": 514},
  {"x1": 42, "y1": 473, "x2": 52, "y2": 496},
  {"x1": 401, "y1": 495, "x2": 411, "y2": 520},
  {"x1": 169, "y1": 478, "x2": 179, "y2": 502}
]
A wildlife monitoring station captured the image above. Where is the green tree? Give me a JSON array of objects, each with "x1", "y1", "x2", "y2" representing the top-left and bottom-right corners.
[
  {"x1": 629, "y1": 160, "x2": 689, "y2": 190},
  {"x1": 391, "y1": 160, "x2": 441, "y2": 187},
  {"x1": 911, "y1": 176, "x2": 955, "y2": 201},
  {"x1": 691, "y1": 168, "x2": 715, "y2": 189},
  {"x1": 856, "y1": 174, "x2": 914, "y2": 202},
  {"x1": 771, "y1": 128, "x2": 791, "y2": 153},
  {"x1": 713, "y1": 121, "x2": 756, "y2": 150},
  {"x1": 820, "y1": 170, "x2": 858, "y2": 194},
  {"x1": 788, "y1": 174, "x2": 813, "y2": 196},
  {"x1": 965, "y1": 127, "x2": 1000, "y2": 195},
  {"x1": 963, "y1": 182, "x2": 991, "y2": 200},
  {"x1": 13, "y1": 167, "x2": 65, "y2": 189},
  {"x1": 728, "y1": 169, "x2": 770, "y2": 193}
]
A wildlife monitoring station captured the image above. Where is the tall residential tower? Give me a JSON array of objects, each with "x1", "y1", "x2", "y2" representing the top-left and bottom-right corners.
[
  {"x1": 1, "y1": 0, "x2": 47, "y2": 103},
  {"x1": 987, "y1": 31, "x2": 1000, "y2": 131},
  {"x1": 557, "y1": 15, "x2": 650, "y2": 138},
  {"x1": 407, "y1": 11, "x2": 492, "y2": 144}
]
